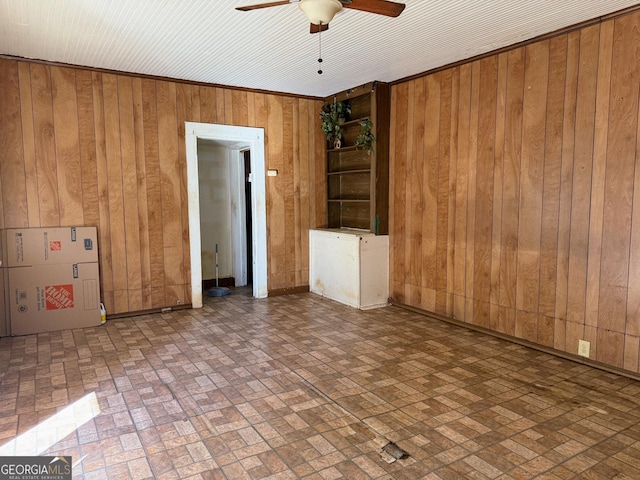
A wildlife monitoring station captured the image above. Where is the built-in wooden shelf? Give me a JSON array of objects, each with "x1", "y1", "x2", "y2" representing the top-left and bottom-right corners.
[{"x1": 323, "y1": 81, "x2": 390, "y2": 234}]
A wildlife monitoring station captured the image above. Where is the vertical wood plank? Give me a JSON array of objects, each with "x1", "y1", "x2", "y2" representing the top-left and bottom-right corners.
[
  {"x1": 392, "y1": 82, "x2": 409, "y2": 303},
  {"x1": 199, "y1": 86, "x2": 217, "y2": 124},
  {"x1": 307, "y1": 95, "x2": 318, "y2": 232},
  {"x1": 298, "y1": 99, "x2": 311, "y2": 284},
  {"x1": 465, "y1": 60, "x2": 481, "y2": 324},
  {"x1": 555, "y1": 31, "x2": 580, "y2": 324},
  {"x1": 499, "y1": 48, "x2": 525, "y2": 314},
  {"x1": 141, "y1": 79, "x2": 165, "y2": 308},
  {"x1": 118, "y1": 76, "x2": 142, "y2": 311},
  {"x1": 596, "y1": 329, "x2": 624, "y2": 368},
  {"x1": 0, "y1": 60, "x2": 27, "y2": 228},
  {"x1": 538, "y1": 35, "x2": 567, "y2": 318},
  {"x1": 176, "y1": 83, "x2": 193, "y2": 299},
  {"x1": 410, "y1": 78, "x2": 424, "y2": 306},
  {"x1": 473, "y1": 56, "x2": 498, "y2": 328},
  {"x1": 223, "y1": 88, "x2": 233, "y2": 124},
  {"x1": 232, "y1": 89, "x2": 248, "y2": 126},
  {"x1": 436, "y1": 70, "x2": 452, "y2": 315},
  {"x1": 453, "y1": 64, "x2": 472, "y2": 320},
  {"x1": 283, "y1": 97, "x2": 296, "y2": 286},
  {"x1": 51, "y1": 66, "x2": 83, "y2": 226},
  {"x1": 191, "y1": 85, "x2": 201, "y2": 124},
  {"x1": 293, "y1": 98, "x2": 302, "y2": 285},
  {"x1": 267, "y1": 94, "x2": 285, "y2": 289},
  {"x1": 586, "y1": 21, "x2": 614, "y2": 328},
  {"x1": 92, "y1": 72, "x2": 114, "y2": 310},
  {"x1": 516, "y1": 42, "x2": 548, "y2": 329},
  {"x1": 312, "y1": 96, "x2": 326, "y2": 229},
  {"x1": 132, "y1": 77, "x2": 152, "y2": 310},
  {"x1": 404, "y1": 80, "x2": 414, "y2": 302},
  {"x1": 103, "y1": 73, "x2": 129, "y2": 312},
  {"x1": 422, "y1": 73, "x2": 438, "y2": 300},
  {"x1": 156, "y1": 81, "x2": 184, "y2": 305},
  {"x1": 31, "y1": 64, "x2": 60, "y2": 226},
  {"x1": 566, "y1": 26, "x2": 599, "y2": 325},
  {"x1": 17, "y1": 62, "x2": 39, "y2": 227},
  {"x1": 213, "y1": 87, "x2": 226, "y2": 125},
  {"x1": 246, "y1": 91, "x2": 255, "y2": 127},
  {"x1": 623, "y1": 335, "x2": 640, "y2": 373},
  {"x1": 490, "y1": 53, "x2": 508, "y2": 329},
  {"x1": 389, "y1": 87, "x2": 398, "y2": 296},
  {"x1": 446, "y1": 67, "x2": 460, "y2": 317},
  {"x1": 76, "y1": 70, "x2": 99, "y2": 229}
]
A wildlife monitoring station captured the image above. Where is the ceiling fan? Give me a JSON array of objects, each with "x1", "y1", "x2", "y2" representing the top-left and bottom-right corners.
[{"x1": 236, "y1": 0, "x2": 406, "y2": 34}]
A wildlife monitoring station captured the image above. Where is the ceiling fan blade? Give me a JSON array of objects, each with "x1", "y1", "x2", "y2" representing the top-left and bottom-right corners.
[
  {"x1": 343, "y1": 0, "x2": 405, "y2": 17},
  {"x1": 310, "y1": 23, "x2": 329, "y2": 34},
  {"x1": 236, "y1": 1, "x2": 293, "y2": 12}
]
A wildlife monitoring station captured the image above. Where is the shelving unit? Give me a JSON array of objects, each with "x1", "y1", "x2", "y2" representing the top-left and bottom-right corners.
[{"x1": 324, "y1": 81, "x2": 390, "y2": 234}]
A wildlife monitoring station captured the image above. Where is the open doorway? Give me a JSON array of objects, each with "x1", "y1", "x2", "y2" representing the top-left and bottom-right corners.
[
  {"x1": 244, "y1": 150, "x2": 253, "y2": 286},
  {"x1": 196, "y1": 140, "x2": 251, "y2": 290},
  {"x1": 185, "y1": 123, "x2": 268, "y2": 308}
]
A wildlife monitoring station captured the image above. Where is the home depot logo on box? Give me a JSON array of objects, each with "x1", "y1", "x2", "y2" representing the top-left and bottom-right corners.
[
  {"x1": 49, "y1": 240, "x2": 62, "y2": 251},
  {"x1": 45, "y1": 284, "x2": 75, "y2": 310}
]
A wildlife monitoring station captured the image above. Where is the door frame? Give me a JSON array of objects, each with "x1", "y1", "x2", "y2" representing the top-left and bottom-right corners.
[
  {"x1": 228, "y1": 146, "x2": 249, "y2": 287},
  {"x1": 185, "y1": 122, "x2": 268, "y2": 307}
]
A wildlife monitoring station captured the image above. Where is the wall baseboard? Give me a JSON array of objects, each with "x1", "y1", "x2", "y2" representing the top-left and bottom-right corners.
[
  {"x1": 268, "y1": 285, "x2": 310, "y2": 297},
  {"x1": 391, "y1": 300, "x2": 640, "y2": 383}
]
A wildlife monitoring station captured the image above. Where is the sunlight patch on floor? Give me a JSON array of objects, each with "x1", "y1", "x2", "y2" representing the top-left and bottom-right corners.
[{"x1": 0, "y1": 392, "x2": 100, "y2": 456}]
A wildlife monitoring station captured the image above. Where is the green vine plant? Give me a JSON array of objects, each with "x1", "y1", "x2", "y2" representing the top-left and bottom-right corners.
[
  {"x1": 355, "y1": 118, "x2": 376, "y2": 154},
  {"x1": 320, "y1": 100, "x2": 351, "y2": 145}
]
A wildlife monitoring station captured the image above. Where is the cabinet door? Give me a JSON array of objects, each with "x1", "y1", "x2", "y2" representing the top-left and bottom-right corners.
[{"x1": 309, "y1": 230, "x2": 360, "y2": 308}]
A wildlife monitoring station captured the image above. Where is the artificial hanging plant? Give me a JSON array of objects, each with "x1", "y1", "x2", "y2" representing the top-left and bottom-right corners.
[
  {"x1": 355, "y1": 118, "x2": 376, "y2": 154},
  {"x1": 320, "y1": 100, "x2": 351, "y2": 145}
]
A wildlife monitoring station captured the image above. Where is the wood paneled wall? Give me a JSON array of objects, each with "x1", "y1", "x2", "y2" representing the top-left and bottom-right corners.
[
  {"x1": 389, "y1": 10, "x2": 640, "y2": 373},
  {"x1": 0, "y1": 58, "x2": 326, "y2": 314}
]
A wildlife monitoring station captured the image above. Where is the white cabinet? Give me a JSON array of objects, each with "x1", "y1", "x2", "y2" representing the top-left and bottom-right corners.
[{"x1": 309, "y1": 228, "x2": 389, "y2": 309}]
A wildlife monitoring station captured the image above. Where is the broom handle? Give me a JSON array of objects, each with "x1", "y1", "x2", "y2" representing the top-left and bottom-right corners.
[{"x1": 216, "y1": 244, "x2": 219, "y2": 287}]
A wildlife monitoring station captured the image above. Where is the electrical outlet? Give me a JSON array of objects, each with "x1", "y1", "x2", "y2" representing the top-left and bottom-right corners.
[{"x1": 578, "y1": 339, "x2": 590, "y2": 358}]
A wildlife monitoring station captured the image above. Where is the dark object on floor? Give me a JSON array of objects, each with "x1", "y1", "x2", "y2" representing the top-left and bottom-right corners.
[
  {"x1": 382, "y1": 442, "x2": 409, "y2": 460},
  {"x1": 207, "y1": 286, "x2": 232, "y2": 297},
  {"x1": 207, "y1": 244, "x2": 232, "y2": 297}
]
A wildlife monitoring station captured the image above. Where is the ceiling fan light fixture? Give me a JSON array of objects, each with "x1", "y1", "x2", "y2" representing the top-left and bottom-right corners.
[{"x1": 299, "y1": 0, "x2": 342, "y2": 25}]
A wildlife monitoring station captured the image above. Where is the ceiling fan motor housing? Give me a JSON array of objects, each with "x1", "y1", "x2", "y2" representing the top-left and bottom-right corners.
[{"x1": 299, "y1": 0, "x2": 343, "y2": 25}]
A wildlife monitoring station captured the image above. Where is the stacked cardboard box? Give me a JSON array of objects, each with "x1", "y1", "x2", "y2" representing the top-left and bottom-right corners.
[{"x1": 0, "y1": 227, "x2": 101, "y2": 336}]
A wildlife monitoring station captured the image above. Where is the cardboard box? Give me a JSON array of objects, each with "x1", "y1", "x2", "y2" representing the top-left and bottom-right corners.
[
  {"x1": 0, "y1": 227, "x2": 98, "y2": 267},
  {"x1": 8, "y1": 262, "x2": 101, "y2": 335}
]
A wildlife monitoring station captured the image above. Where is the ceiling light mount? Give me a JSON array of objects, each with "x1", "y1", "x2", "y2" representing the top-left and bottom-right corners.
[{"x1": 299, "y1": 0, "x2": 342, "y2": 25}]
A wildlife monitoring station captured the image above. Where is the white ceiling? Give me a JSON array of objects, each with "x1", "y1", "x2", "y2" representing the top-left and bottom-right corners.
[{"x1": 1, "y1": 0, "x2": 638, "y2": 98}]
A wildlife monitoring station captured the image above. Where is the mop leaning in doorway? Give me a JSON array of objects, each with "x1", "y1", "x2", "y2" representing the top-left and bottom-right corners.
[{"x1": 206, "y1": 244, "x2": 232, "y2": 297}]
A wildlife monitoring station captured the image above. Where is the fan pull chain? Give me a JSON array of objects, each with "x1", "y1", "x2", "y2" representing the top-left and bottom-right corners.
[{"x1": 317, "y1": 23, "x2": 323, "y2": 74}]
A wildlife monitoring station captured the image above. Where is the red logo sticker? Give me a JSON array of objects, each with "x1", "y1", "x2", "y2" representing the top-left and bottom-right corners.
[
  {"x1": 45, "y1": 284, "x2": 74, "y2": 310},
  {"x1": 50, "y1": 241, "x2": 62, "y2": 251}
]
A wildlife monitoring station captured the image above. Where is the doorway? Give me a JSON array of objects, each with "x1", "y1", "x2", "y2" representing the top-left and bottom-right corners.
[
  {"x1": 185, "y1": 122, "x2": 268, "y2": 308},
  {"x1": 244, "y1": 150, "x2": 253, "y2": 285}
]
